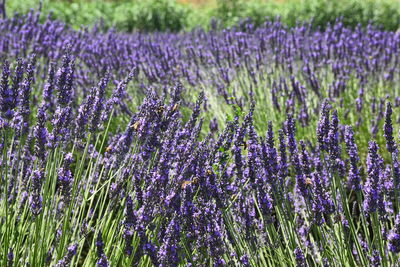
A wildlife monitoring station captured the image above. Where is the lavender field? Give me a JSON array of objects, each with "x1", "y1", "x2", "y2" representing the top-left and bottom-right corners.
[{"x1": 1, "y1": 9, "x2": 400, "y2": 266}]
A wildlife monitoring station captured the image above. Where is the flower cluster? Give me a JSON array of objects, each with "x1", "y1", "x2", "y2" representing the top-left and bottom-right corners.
[{"x1": 0, "y1": 9, "x2": 400, "y2": 267}]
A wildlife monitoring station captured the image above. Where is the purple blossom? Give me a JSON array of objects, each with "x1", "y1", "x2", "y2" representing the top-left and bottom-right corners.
[
  {"x1": 29, "y1": 169, "x2": 44, "y2": 216},
  {"x1": 209, "y1": 117, "x2": 219, "y2": 133},
  {"x1": 327, "y1": 110, "x2": 341, "y2": 159},
  {"x1": 19, "y1": 54, "x2": 36, "y2": 134},
  {"x1": 43, "y1": 62, "x2": 56, "y2": 110},
  {"x1": 102, "y1": 68, "x2": 137, "y2": 121},
  {"x1": 7, "y1": 248, "x2": 13, "y2": 267},
  {"x1": 75, "y1": 87, "x2": 96, "y2": 139},
  {"x1": 311, "y1": 171, "x2": 335, "y2": 226},
  {"x1": 158, "y1": 215, "x2": 181, "y2": 266},
  {"x1": 388, "y1": 215, "x2": 400, "y2": 253},
  {"x1": 48, "y1": 106, "x2": 72, "y2": 148},
  {"x1": 294, "y1": 247, "x2": 306, "y2": 267},
  {"x1": 123, "y1": 196, "x2": 135, "y2": 256},
  {"x1": 58, "y1": 153, "x2": 74, "y2": 205},
  {"x1": 384, "y1": 102, "x2": 396, "y2": 153},
  {"x1": 369, "y1": 249, "x2": 381, "y2": 267},
  {"x1": 96, "y1": 232, "x2": 110, "y2": 267},
  {"x1": 90, "y1": 73, "x2": 109, "y2": 133},
  {"x1": 317, "y1": 100, "x2": 330, "y2": 151},
  {"x1": 286, "y1": 113, "x2": 297, "y2": 155},
  {"x1": 55, "y1": 243, "x2": 78, "y2": 267},
  {"x1": 240, "y1": 254, "x2": 250, "y2": 266},
  {"x1": 344, "y1": 126, "x2": 362, "y2": 191},
  {"x1": 0, "y1": 60, "x2": 13, "y2": 119},
  {"x1": 363, "y1": 141, "x2": 384, "y2": 215},
  {"x1": 56, "y1": 49, "x2": 74, "y2": 107}
]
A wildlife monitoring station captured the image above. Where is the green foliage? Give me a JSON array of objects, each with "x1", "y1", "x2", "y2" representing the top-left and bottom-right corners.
[
  {"x1": 210, "y1": 0, "x2": 400, "y2": 31},
  {"x1": 4, "y1": 0, "x2": 400, "y2": 32},
  {"x1": 115, "y1": 0, "x2": 189, "y2": 32},
  {"x1": 5, "y1": 0, "x2": 190, "y2": 32}
]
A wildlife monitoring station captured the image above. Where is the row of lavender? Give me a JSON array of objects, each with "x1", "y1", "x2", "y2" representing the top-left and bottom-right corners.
[
  {"x1": 1, "y1": 11, "x2": 399, "y2": 129},
  {"x1": 0, "y1": 10, "x2": 400, "y2": 267}
]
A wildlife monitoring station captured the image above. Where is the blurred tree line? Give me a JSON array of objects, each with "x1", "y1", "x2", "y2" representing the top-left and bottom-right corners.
[{"x1": 5, "y1": 0, "x2": 400, "y2": 32}]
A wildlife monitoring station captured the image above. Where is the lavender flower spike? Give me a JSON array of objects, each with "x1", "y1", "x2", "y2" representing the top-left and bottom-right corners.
[
  {"x1": 34, "y1": 105, "x2": 48, "y2": 163},
  {"x1": 388, "y1": 215, "x2": 400, "y2": 253},
  {"x1": 384, "y1": 102, "x2": 396, "y2": 153},
  {"x1": 344, "y1": 126, "x2": 362, "y2": 192},
  {"x1": 363, "y1": 141, "x2": 384, "y2": 214},
  {"x1": 316, "y1": 99, "x2": 330, "y2": 151},
  {"x1": 55, "y1": 243, "x2": 78, "y2": 267},
  {"x1": 58, "y1": 153, "x2": 74, "y2": 205},
  {"x1": 0, "y1": 60, "x2": 12, "y2": 119},
  {"x1": 96, "y1": 232, "x2": 110, "y2": 267},
  {"x1": 158, "y1": 215, "x2": 180, "y2": 267},
  {"x1": 294, "y1": 247, "x2": 307, "y2": 267},
  {"x1": 29, "y1": 169, "x2": 45, "y2": 216}
]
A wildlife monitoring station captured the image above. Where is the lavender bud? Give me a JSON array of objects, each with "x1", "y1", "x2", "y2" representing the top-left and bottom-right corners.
[
  {"x1": 384, "y1": 102, "x2": 396, "y2": 153},
  {"x1": 55, "y1": 243, "x2": 78, "y2": 267},
  {"x1": 294, "y1": 247, "x2": 306, "y2": 267},
  {"x1": 29, "y1": 169, "x2": 45, "y2": 216},
  {"x1": 388, "y1": 214, "x2": 400, "y2": 253},
  {"x1": 344, "y1": 126, "x2": 362, "y2": 191},
  {"x1": 363, "y1": 141, "x2": 384, "y2": 215}
]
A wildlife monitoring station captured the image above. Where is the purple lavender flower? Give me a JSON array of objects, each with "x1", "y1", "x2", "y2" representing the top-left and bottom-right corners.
[
  {"x1": 90, "y1": 74, "x2": 109, "y2": 133},
  {"x1": 384, "y1": 102, "x2": 396, "y2": 153},
  {"x1": 286, "y1": 113, "x2": 297, "y2": 155},
  {"x1": 97, "y1": 255, "x2": 110, "y2": 267},
  {"x1": 111, "y1": 116, "x2": 138, "y2": 166},
  {"x1": 316, "y1": 100, "x2": 330, "y2": 151},
  {"x1": 0, "y1": 60, "x2": 12, "y2": 119},
  {"x1": 75, "y1": 87, "x2": 96, "y2": 139},
  {"x1": 300, "y1": 140, "x2": 311, "y2": 176},
  {"x1": 29, "y1": 169, "x2": 44, "y2": 216},
  {"x1": 34, "y1": 105, "x2": 48, "y2": 163},
  {"x1": 56, "y1": 49, "x2": 74, "y2": 107},
  {"x1": 55, "y1": 243, "x2": 78, "y2": 267},
  {"x1": 240, "y1": 254, "x2": 250, "y2": 267},
  {"x1": 311, "y1": 172, "x2": 335, "y2": 225},
  {"x1": 96, "y1": 232, "x2": 110, "y2": 267},
  {"x1": 11, "y1": 111, "x2": 24, "y2": 138},
  {"x1": 327, "y1": 110, "x2": 341, "y2": 159},
  {"x1": 369, "y1": 249, "x2": 381, "y2": 267},
  {"x1": 232, "y1": 119, "x2": 246, "y2": 182},
  {"x1": 11, "y1": 58, "x2": 24, "y2": 107},
  {"x1": 193, "y1": 200, "x2": 227, "y2": 265},
  {"x1": 392, "y1": 150, "x2": 400, "y2": 192},
  {"x1": 278, "y1": 129, "x2": 289, "y2": 184},
  {"x1": 43, "y1": 62, "x2": 56, "y2": 110},
  {"x1": 209, "y1": 117, "x2": 219, "y2": 133},
  {"x1": 388, "y1": 215, "x2": 400, "y2": 253},
  {"x1": 7, "y1": 248, "x2": 13, "y2": 267},
  {"x1": 158, "y1": 215, "x2": 181, "y2": 267},
  {"x1": 344, "y1": 126, "x2": 362, "y2": 191},
  {"x1": 13, "y1": 56, "x2": 35, "y2": 135},
  {"x1": 48, "y1": 106, "x2": 72, "y2": 148},
  {"x1": 294, "y1": 247, "x2": 306, "y2": 267},
  {"x1": 185, "y1": 91, "x2": 205, "y2": 132},
  {"x1": 123, "y1": 196, "x2": 135, "y2": 256},
  {"x1": 58, "y1": 153, "x2": 74, "y2": 205},
  {"x1": 102, "y1": 68, "x2": 137, "y2": 122},
  {"x1": 363, "y1": 141, "x2": 384, "y2": 214},
  {"x1": 263, "y1": 121, "x2": 279, "y2": 182}
]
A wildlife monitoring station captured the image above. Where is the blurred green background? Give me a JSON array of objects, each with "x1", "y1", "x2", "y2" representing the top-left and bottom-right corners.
[{"x1": 4, "y1": 0, "x2": 400, "y2": 32}]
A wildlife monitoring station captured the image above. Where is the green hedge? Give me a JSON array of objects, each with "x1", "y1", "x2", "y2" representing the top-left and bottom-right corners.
[
  {"x1": 211, "y1": 0, "x2": 400, "y2": 31},
  {"x1": 4, "y1": 0, "x2": 400, "y2": 32}
]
